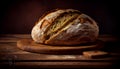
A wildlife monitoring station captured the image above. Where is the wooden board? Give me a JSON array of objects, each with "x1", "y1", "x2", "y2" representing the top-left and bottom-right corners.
[
  {"x1": 0, "y1": 34, "x2": 120, "y2": 68},
  {"x1": 17, "y1": 39, "x2": 103, "y2": 54}
]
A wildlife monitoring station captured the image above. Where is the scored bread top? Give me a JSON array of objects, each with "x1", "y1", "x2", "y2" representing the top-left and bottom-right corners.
[{"x1": 31, "y1": 9, "x2": 99, "y2": 45}]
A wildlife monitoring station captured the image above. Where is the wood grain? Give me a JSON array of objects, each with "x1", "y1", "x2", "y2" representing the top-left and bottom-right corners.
[
  {"x1": 0, "y1": 34, "x2": 119, "y2": 68},
  {"x1": 17, "y1": 39, "x2": 103, "y2": 54}
]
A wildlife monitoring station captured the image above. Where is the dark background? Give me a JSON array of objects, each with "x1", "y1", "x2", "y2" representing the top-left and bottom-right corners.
[
  {"x1": 0, "y1": 1, "x2": 120, "y2": 68},
  {"x1": 0, "y1": 0, "x2": 119, "y2": 36}
]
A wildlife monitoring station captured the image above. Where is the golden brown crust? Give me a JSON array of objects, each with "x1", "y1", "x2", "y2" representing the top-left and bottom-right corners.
[
  {"x1": 31, "y1": 9, "x2": 67, "y2": 43},
  {"x1": 35, "y1": 9, "x2": 60, "y2": 25},
  {"x1": 31, "y1": 9, "x2": 99, "y2": 45}
]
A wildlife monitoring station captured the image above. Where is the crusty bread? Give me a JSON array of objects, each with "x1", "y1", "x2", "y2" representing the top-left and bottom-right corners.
[{"x1": 31, "y1": 9, "x2": 99, "y2": 45}]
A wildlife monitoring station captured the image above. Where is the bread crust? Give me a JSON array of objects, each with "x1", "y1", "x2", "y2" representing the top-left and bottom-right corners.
[{"x1": 31, "y1": 9, "x2": 99, "y2": 45}]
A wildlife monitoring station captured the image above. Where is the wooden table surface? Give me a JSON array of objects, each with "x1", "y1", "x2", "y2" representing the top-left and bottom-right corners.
[{"x1": 0, "y1": 34, "x2": 120, "y2": 68}]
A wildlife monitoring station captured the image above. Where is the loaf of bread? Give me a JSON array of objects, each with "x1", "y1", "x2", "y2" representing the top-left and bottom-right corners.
[{"x1": 31, "y1": 9, "x2": 99, "y2": 45}]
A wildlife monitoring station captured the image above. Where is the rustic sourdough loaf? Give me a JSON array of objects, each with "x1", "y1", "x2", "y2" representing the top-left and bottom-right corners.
[{"x1": 31, "y1": 9, "x2": 99, "y2": 45}]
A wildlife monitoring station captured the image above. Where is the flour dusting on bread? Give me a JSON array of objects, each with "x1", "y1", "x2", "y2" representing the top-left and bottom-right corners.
[{"x1": 31, "y1": 9, "x2": 99, "y2": 45}]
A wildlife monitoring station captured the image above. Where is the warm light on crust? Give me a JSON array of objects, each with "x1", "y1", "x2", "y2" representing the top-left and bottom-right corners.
[{"x1": 31, "y1": 9, "x2": 99, "y2": 45}]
